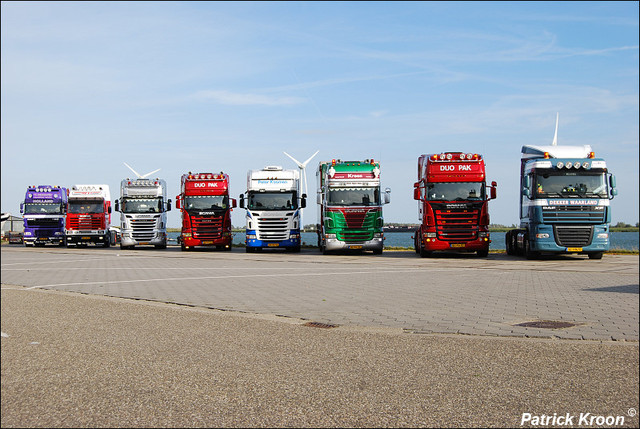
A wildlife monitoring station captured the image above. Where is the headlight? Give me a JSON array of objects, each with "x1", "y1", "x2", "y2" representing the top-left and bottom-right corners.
[
  {"x1": 479, "y1": 231, "x2": 489, "y2": 238},
  {"x1": 247, "y1": 234, "x2": 256, "y2": 239},
  {"x1": 597, "y1": 233, "x2": 608, "y2": 239},
  {"x1": 24, "y1": 231, "x2": 32, "y2": 236},
  {"x1": 536, "y1": 233, "x2": 550, "y2": 239},
  {"x1": 373, "y1": 233, "x2": 383, "y2": 238},
  {"x1": 426, "y1": 232, "x2": 437, "y2": 238},
  {"x1": 325, "y1": 233, "x2": 336, "y2": 239}
]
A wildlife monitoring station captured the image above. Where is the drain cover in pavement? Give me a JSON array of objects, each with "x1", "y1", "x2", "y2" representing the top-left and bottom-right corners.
[
  {"x1": 515, "y1": 320, "x2": 576, "y2": 329},
  {"x1": 303, "y1": 322, "x2": 338, "y2": 329}
]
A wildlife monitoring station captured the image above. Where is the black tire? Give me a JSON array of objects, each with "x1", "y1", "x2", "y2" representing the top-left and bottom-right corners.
[
  {"x1": 588, "y1": 252, "x2": 603, "y2": 260},
  {"x1": 505, "y1": 231, "x2": 513, "y2": 255},
  {"x1": 373, "y1": 248, "x2": 383, "y2": 255},
  {"x1": 524, "y1": 235, "x2": 538, "y2": 260},
  {"x1": 477, "y1": 249, "x2": 489, "y2": 257}
]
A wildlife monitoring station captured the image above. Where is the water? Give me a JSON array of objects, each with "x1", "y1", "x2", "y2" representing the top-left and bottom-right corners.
[{"x1": 167, "y1": 231, "x2": 638, "y2": 251}]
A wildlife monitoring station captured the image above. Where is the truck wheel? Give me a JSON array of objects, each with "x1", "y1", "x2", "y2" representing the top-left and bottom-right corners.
[
  {"x1": 505, "y1": 231, "x2": 513, "y2": 255},
  {"x1": 155, "y1": 244, "x2": 167, "y2": 249},
  {"x1": 373, "y1": 248, "x2": 383, "y2": 255},
  {"x1": 524, "y1": 236, "x2": 538, "y2": 260},
  {"x1": 588, "y1": 252, "x2": 603, "y2": 260},
  {"x1": 419, "y1": 248, "x2": 432, "y2": 258},
  {"x1": 477, "y1": 249, "x2": 489, "y2": 257}
]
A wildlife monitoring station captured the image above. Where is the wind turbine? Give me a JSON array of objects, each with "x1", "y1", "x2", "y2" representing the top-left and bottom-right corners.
[
  {"x1": 283, "y1": 150, "x2": 319, "y2": 230},
  {"x1": 552, "y1": 112, "x2": 559, "y2": 146},
  {"x1": 124, "y1": 162, "x2": 161, "y2": 179}
]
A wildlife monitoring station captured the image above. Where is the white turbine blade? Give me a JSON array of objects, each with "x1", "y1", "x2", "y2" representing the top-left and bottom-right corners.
[
  {"x1": 301, "y1": 150, "x2": 319, "y2": 167},
  {"x1": 140, "y1": 168, "x2": 161, "y2": 179},
  {"x1": 283, "y1": 151, "x2": 303, "y2": 168},
  {"x1": 124, "y1": 162, "x2": 142, "y2": 179},
  {"x1": 552, "y1": 112, "x2": 559, "y2": 146}
]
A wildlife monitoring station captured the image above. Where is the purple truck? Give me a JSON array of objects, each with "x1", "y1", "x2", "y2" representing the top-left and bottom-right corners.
[{"x1": 20, "y1": 185, "x2": 68, "y2": 246}]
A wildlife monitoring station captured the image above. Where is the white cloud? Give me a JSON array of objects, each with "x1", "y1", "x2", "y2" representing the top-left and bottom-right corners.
[{"x1": 192, "y1": 90, "x2": 305, "y2": 106}]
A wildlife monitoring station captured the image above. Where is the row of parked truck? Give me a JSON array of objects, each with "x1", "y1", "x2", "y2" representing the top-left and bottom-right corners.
[{"x1": 20, "y1": 136, "x2": 617, "y2": 259}]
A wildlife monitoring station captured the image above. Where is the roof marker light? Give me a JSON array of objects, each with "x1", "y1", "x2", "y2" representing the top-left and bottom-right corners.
[
  {"x1": 588, "y1": 152, "x2": 595, "y2": 159},
  {"x1": 544, "y1": 152, "x2": 550, "y2": 159}
]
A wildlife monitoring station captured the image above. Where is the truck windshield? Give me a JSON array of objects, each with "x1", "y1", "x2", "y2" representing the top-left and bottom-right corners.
[
  {"x1": 248, "y1": 192, "x2": 297, "y2": 210},
  {"x1": 327, "y1": 187, "x2": 380, "y2": 206},
  {"x1": 122, "y1": 197, "x2": 162, "y2": 213},
  {"x1": 425, "y1": 182, "x2": 484, "y2": 201},
  {"x1": 185, "y1": 195, "x2": 228, "y2": 210},
  {"x1": 68, "y1": 201, "x2": 103, "y2": 214},
  {"x1": 23, "y1": 203, "x2": 63, "y2": 215},
  {"x1": 534, "y1": 171, "x2": 608, "y2": 198}
]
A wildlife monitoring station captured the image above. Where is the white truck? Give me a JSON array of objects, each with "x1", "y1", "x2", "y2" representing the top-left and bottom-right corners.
[
  {"x1": 239, "y1": 166, "x2": 306, "y2": 252},
  {"x1": 115, "y1": 165, "x2": 171, "y2": 249}
]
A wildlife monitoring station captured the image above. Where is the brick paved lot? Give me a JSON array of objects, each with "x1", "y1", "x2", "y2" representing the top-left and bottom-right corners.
[{"x1": 2, "y1": 246, "x2": 638, "y2": 341}]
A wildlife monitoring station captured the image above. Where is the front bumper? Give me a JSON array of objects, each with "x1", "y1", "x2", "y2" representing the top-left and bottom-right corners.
[
  {"x1": 181, "y1": 235, "x2": 232, "y2": 248},
  {"x1": 325, "y1": 237, "x2": 384, "y2": 252},
  {"x1": 65, "y1": 230, "x2": 109, "y2": 244},
  {"x1": 120, "y1": 232, "x2": 167, "y2": 246},
  {"x1": 245, "y1": 230, "x2": 300, "y2": 248}
]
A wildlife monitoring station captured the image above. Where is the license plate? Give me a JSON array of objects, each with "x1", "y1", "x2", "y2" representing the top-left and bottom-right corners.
[
  {"x1": 140, "y1": 242, "x2": 149, "y2": 245},
  {"x1": 567, "y1": 247, "x2": 583, "y2": 252},
  {"x1": 82, "y1": 237, "x2": 91, "y2": 240},
  {"x1": 38, "y1": 237, "x2": 48, "y2": 241},
  {"x1": 349, "y1": 245, "x2": 363, "y2": 249},
  {"x1": 268, "y1": 243, "x2": 279, "y2": 247},
  {"x1": 451, "y1": 243, "x2": 465, "y2": 248},
  {"x1": 202, "y1": 241, "x2": 213, "y2": 245}
]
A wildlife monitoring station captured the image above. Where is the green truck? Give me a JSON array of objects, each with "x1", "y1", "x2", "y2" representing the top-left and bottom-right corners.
[{"x1": 316, "y1": 159, "x2": 391, "y2": 254}]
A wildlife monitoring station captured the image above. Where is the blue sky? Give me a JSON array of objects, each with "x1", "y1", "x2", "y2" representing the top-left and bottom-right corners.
[{"x1": 2, "y1": 1, "x2": 638, "y2": 228}]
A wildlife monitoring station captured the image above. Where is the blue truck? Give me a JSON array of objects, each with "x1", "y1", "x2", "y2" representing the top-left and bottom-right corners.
[
  {"x1": 20, "y1": 185, "x2": 68, "y2": 246},
  {"x1": 505, "y1": 120, "x2": 617, "y2": 259}
]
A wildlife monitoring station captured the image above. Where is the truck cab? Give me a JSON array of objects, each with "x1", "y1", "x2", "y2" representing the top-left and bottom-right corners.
[
  {"x1": 65, "y1": 184, "x2": 112, "y2": 247},
  {"x1": 506, "y1": 145, "x2": 616, "y2": 259},
  {"x1": 20, "y1": 185, "x2": 67, "y2": 246},
  {"x1": 316, "y1": 159, "x2": 390, "y2": 255},
  {"x1": 413, "y1": 152, "x2": 497, "y2": 257},
  {"x1": 240, "y1": 166, "x2": 305, "y2": 252},
  {"x1": 176, "y1": 172, "x2": 236, "y2": 251},
  {"x1": 115, "y1": 178, "x2": 171, "y2": 249}
]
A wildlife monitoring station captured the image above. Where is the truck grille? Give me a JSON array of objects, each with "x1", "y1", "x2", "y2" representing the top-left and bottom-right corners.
[
  {"x1": 334, "y1": 210, "x2": 378, "y2": 242},
  {"x1": 192, "y1": 216, "x2": 223, "y2": 240},
  {"x1": 542, "y1": 206, "x2": 605, "y2": 224},
  {"x1": 257, "y1": 217, "x2": 288, "y2": 241},
  {"x1": 68, "y1": 217, "x2": 102, "y2": 230},
  {"x1": 554, "y1": 226, "x2": 593, "y2": 247},
  {"x1": 434, "y1": 209, "x2": 479, "y2": 241},
  {"x1": 131, "y1": 218, "x2": 157, "y2": 241},
  {"x1": 27, "y1": 218, "x2": 60, "y2": 227}
]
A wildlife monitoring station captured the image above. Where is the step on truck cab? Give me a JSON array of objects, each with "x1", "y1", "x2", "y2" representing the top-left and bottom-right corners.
[
  {"x1": 20, "y1": 185, "x2": 68, "y2": 246},
  {"x1": 115, "y1": 174, "x2": 171, "y2": 250},
  {"x1": 413, "y1": 152, "x2": 497, "y2": 257},
  {"x1": 175, "y1": 172, "x2": 236, "y2": 251},
  {"x1": 506, "y1": 144, "x2": 617, "y2": 260},
  {"x1": 239, "y1": 166, "x2": 305, "y2": 252},
  {"x1": 65, "y1": 185, "x2": 112, "y2": 247},
  {"x1": 316, "y1": 159, "x2": 390, "y2": 255}
]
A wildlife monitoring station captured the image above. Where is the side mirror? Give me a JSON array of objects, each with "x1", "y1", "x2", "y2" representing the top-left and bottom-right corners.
[
  {"x1": 609, "y1": 174, "x2": 616, "y2": 189},
  {"x1": 167, "y1": 199, "x2": 172, "y2": 212},
  {"x1": 20, "y1": 202, "x2": 24, "y2": 214},
  {"x1": 239, "y1": 194, "x2": 245, "y2": 209},
  {"x1": 115, "y1": 200, "x2": 120, "y2": 212},
  {"x1": 231, "y1": 198, "x2": 237, "y2": 209},
  {"x1": 523, "y1": 175, "x2": 531, "y2": 190},
  {"x1": 300, "y1": 195, "x2": 307, "y2": 209},
  {"x1": 490, "y1": 186, "x2": 497, "y2": 200},
  {"x1": 108, "y1": 206, "x2": 112, "y2": 214},
  {"x1": 384, "y1": 187, "x2": 391, "y2": 204},
  {"x1": 413, "y1": 182, "x2": 420, "y2": 201},
  {"x1": 523, "y1": 188, "x2": 531, "y2": 198},
  {"x1": 175, "y1": 196, "x2": 181, "y2": 209}
]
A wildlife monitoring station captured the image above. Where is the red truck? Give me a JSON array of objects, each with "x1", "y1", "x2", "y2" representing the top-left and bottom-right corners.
[
  {"x1": 65, "y1": 184, "x2": 112, "y2": 247},
  {"x1": 175, "y1": 172, "x2": 236, "y2": 251},
  {"x1": 413, "y1": 152, "x2": 497, "y2": 257}
]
